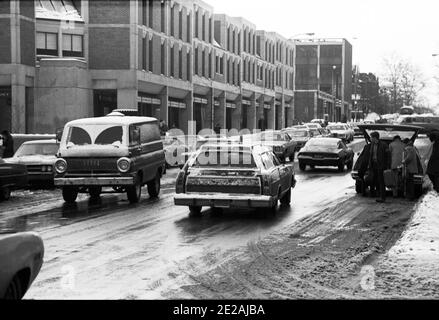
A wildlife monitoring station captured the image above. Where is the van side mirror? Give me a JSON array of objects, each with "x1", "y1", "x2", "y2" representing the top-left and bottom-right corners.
[{"x1": 56, "y1": 128, "x2": 63, "y2": 142}]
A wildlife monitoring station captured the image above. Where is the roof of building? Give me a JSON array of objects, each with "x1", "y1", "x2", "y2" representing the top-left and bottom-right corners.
[{"x1": 36, "y1": 0, "x2": 83, "y2": 22}]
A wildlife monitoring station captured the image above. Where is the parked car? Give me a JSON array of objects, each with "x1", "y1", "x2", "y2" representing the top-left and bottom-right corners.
[
  {"x1": 304, "y1": 123, "x2": 322, "y2": 130},
  {"x1": 4, "y1": 140, "x2": 59, "y2": 186},
  {"x1": 248, "y1": 130, "x2": 296, "y2": 162},
  {"x1": 348, "y1": 122, "x2": 363, "y2": 136},
  {"x1": 0, "y1": 231, "x2": 44, "y2": 299},
  {"x1": 310, "y1": 119, "x2": 326, "y2": 127},
  {"x1": 352, "y1": 124, "x2": 425, "y2": 196},
  {"x1": 174, "y1": 143, "x2": 296, "y2": 216},
  {"x1": 54, "y1": 112, "x2": 166, "y2": 203},
  {"x1": 0, "y1": 159, "x2": 28, "y2": 201},
  {"x1": 283, "y1": 128, "x2": 311, "y2": 151},
  {"x1": 297, "y1": 137, "x2": 354, "y2": 172},
  {"x1": 326, "y1": 123, "x2": 354, "y2": 142}
]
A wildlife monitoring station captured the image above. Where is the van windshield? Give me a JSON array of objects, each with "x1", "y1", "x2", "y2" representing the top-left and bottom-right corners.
[{"x1": 66, "y1": 125, "x2": 124, "y2": 146}]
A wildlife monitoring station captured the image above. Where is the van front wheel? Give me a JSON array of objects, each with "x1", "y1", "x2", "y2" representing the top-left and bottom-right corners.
[
  {"x1": 63, "y1": 187, "x2": 78, "y2": 203},
  {"x1": 147, "y1": 173, "x2": 161, "y2": 198},
  {"x1": 127, "y1": 178, "x2": 142, "y2": 203}
]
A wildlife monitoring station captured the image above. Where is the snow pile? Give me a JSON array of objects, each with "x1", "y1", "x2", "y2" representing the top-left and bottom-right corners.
[{"x1": 387, "y1": 192, "x2": 439, "y2": 263}]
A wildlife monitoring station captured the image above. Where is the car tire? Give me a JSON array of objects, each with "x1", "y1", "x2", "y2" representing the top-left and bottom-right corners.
[
  {"x1": 127, "y1": 177, "x2": 142, "y2": 203},
  {"x1": 338, "y1": 160, "x2": 344, "y2": 172},
  {"x1": 189, "y1": 205, "x2": 202, "y2": 217},
  {"x1": 280, "y1": 188, "x2": 291, "y2": 206},
  {"x1": 3, "y1": 275, "x2": 24, "y2": 300},
  {"x1": 289, "y1": 155, "x2": 295, "y2": 162},
  {"x1": 62, "y1": 186, "x2": 78, "y2": 203},
  {"x1": 0, "y1": 187, "x2": 11, "y2": 201},
  {"x1": 147, "y1": 172, "x2": 161, "y2": 198},
  {"x1": 89, "y1": 186, "x2": 102, "y2": 199},
  {"x1": 299, "y1": 162, "x2": 306, "y2": 171}
]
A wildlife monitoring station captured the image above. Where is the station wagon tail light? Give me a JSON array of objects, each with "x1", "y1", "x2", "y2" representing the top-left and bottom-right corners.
[
  {"x1": 54, "y1": 159, "x2": 67, "y2": 174},
  {"x1": 175, "y1": 170, "x2": 186, "y2": 193},
  {"x1": 117, "y1": 157, "x2": 131, "y2": 173},
  {"x1": 260, "y1": 175, "x2": 272, "y2": 195}
]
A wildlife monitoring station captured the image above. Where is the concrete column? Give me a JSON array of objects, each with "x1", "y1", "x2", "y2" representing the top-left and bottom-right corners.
[
  {"x1": 248, "y1": 93, "x2": 257, "y2": 130},
  {"x1": 214, "y1": 91, "x2": 226, "y2": 131},
  {"x1": 182, "y1": 90, "x2": 193, "y2": 135},
  {"x1": 160, "y1": 86, "x2": 168, "y2": 125},
  {"x1": 117, "y1": 88, "x2": 138, "y2": 110},
  {"x1": 279, "y1": 94, "x2": 285, "y2": 129},
  {"x1": 11, "y1": 73, "x2": 26, "y2": 133},
  {"x1": 232, "y1": 94, "x2": 242, "y2": 130},
  {"x1": 267, "y1": 98, "x2": 275, "y2": 130},
  {"x1": 313, "y1": 92, "x2": 318, "y2": 121},
  {"x1": 206, "y1": 87, "x2": 214, "y2": 129}
]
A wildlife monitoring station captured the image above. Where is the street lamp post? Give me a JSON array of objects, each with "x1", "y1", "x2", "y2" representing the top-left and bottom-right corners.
[{"x1": 332, "y1": 65, "x2": 337, "y2": 122}]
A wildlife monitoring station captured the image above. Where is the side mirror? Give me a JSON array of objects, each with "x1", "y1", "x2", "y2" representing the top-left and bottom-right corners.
[{"x1": 56, "y1": 128, "x2": 63, "y2": 142}]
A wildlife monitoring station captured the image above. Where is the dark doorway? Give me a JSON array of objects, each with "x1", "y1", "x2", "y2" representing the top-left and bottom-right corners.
[
  {"x1": 226, "y1": 107, "x2": 232, "y2": 130},
  {"x1": 194, "y1": 103, "x2": 203, "y2": 133},
  {"x1": 93, "y1": 90, "x2": 117, "y2": 117},
  {"x1": 0, "y1": 87, "x2": 12, "y2": 132},
  {"x1": 284, "y1": 107, "x2": 288, "y2": 128},
  {"x1": 169, "y1": 107, "x2": 180, "y2": 129},
  {"x1": 263, "y1": 108, "x2": 269, "y2": 130},
  {"x1": 241, "y1": 105, "x2": 248, "y2": 129},
  {"x1": 25, "y1": 87, "x2": 34, "y2": 133}
]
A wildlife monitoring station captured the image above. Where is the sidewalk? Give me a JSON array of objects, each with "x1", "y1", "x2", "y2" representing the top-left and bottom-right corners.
[{"x1": 372, "y1": 191, "x2": 439, "y2": 298}]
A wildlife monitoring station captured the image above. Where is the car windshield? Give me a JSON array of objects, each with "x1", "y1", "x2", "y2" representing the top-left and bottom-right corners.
[
  {"x1": 327, "y1": 125, "x2": 345, "y2": 130},
  {"x1": 66, "y1": 125, "x2": 124, "y2": 146},
  {"x1": 256, "y1": 132, "x2": 289, "y2": 141},
  {"x1": 15, "y1": 143, "x2": 58, "y2": 156},
  {"x1": 289, "y1": 130, "x2": 308, "y2": 137},
  {"x1": 193, "y1": 149, "x2": 256, "y2": 168},
  {"x1": 307, "y1": 139, "x2": 338, "y2": 148},
  {"x1": 365, "y1": 129, "x2": 415, "y2": 141}
]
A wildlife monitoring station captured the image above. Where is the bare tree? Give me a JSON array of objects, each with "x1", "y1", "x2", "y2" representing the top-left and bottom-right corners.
[{"x1": 380, "y1": 53, "x2": 426, "y2": 113}]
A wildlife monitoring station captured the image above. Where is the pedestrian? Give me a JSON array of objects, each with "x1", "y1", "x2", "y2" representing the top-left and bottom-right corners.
[
  {"x1": 402, "y1": 138, "x2": 419, "y2": 200},
  {"x1": 389, "y1": 135, "x2": 405, "y2": 197},
  {"x1": 368, "y1": 131, "x2": 389, "y2": 202},
  {"x1": 214, "y1": 123, "x2": 221, "y2": 135},
  {"x1": 159, "y1": 119, "x2": 168, "y2": 136},
  {"x1": 426, "y1": 131, "x2": 439, "y2": 192},
  {"x1": 357, "y1": 142, "x2": 372, "y2": 196},
  {"x1": 0, "y1": 130, "x2": 14, "y2": 158}
]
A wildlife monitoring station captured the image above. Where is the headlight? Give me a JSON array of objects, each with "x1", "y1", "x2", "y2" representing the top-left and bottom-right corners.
[
  {"x1": 117, "y1": 157, "x2": 131, "y2": 173},
  {"x1": 47, "y1": 166, "x2": 53, "y2": 172},
  {"x1": 54, "y1": 159, "x2": 67, "y2": 174}
]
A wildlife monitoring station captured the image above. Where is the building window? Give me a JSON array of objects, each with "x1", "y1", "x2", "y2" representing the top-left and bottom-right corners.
[
  {"x1": 179, "y1": 9, "x2": 183, "y2": 40},
  {"x1": 170, "y1": 5, "x2": 175, "y2": 37},
  {"x1": 209, "y1": 17, "x2": 212, "y2": 43},
  {"x1": 227, "y1": 58, "x2": 230, "y2": 83},
  {"x1": 202, "y1": 13, "x2": 205, "y2": 41},
  {"x1": 142, "y1": 37, "x2": 146, "y2": 70},
  {"x1": 36, "y1": 32, "x2": 58, "y2": 56},
  {"x1": 187, "y1": 13, "x2": 191, "y2": 42},
  {"x1": 195, "y1": 10, "x2": 199, "y2": 38},
  {"x1": 237, "y1": 61, "x2": 240, "y2": 86},
  {"x1": 148, "y1": 0, "x2": 153, "y2": 28},
  {"x1": 215, "y1": 55, "x2": 223, "y2": 75},
  {"x1": 209, "y1": 51, "x2": 212, "y2": 78},
  {"x1": 149, "y1": 38, "x2": 153, "y2": 71},
  {"x1": 187, "y1": 49, "x2": 191, "y2": 81},
  {"x1": 202, "y1": 48, "x2": 205, "y2": 77},
  {"x1": 194, "y1": 46, "x2": 198, "y2": 75},
  {"x1": 62, "y1": 33, "x2": 83, "y2": 57},
  {"x1": 142, "y1": 0, "x2": 147, "y2": 25},
  {"x1": 179, "y1": 48, "x2": 183, "y2": 79},
  {"x1": 232, "y1": 60, "x2": 235, "y2": 85},
  {"x1": 232, "y1": 29, "x2": 235, "y2": 54},
  {"x1": 227, "y1": 27, "x2": 230, "y2": 51},
  {"x1": 160, "y1": 1, "x2": 165, "y2": 33},
  {"x1": 161, "y1": 42, "x2": 165, "y2": 75},
  {"x1": 170, "y1": 45, "x2": 174, "y2": 77}
]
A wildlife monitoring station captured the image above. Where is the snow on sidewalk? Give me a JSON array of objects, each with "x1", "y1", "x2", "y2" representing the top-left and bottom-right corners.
[{"x1": 373, "y1": 191, "x2": 439, "y2": 298}]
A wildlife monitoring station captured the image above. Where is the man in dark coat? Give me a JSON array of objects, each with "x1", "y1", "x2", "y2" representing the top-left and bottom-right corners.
[
  {"x1": 369, "y1": 131, "x2": 389, "y2": 202},
  {"x1": 427, "y1": 131, "x2": 439, "y2": 192},
  {"x1": 0, "y1": 130, "x2": 14, "y2": 158}
]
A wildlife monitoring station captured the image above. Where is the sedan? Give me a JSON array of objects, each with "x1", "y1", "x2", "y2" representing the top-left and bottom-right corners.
[
  {"x1": 0, "y1": 159, "x2": 28, "y2": 201},
  {"x1": 283, "y1": 128, "x2": 311, "y2": 151},
  {"x1": 326, "y1": 123, "x2": 354, "y2": 142},
  {"x1": 298, "y1": 137, "x2": 354, "y2": 172},
  {"x1": 0, "y1": 231, "x2": 44, "y2": 299},
  {"x1": 5, "y1": 139, "x2": 59, "y2": 186},
  {"x1": 250, "y1": 130, "x2": 297, "y2": 162}
]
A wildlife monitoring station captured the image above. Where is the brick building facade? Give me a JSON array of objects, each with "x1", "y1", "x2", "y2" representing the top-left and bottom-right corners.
[{"x1": 0, "y1": 0, "x2": 352, "y2": 134}]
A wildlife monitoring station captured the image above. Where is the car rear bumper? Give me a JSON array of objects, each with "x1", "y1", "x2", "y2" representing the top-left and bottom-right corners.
[
  {"x1": 54, "y1": 177, "x2": 134, "y2": 186},
  {"x1": 298, "y1": 156, "x2": 340, "y2": 166},
  {"x1": 28, "y1": 172, "x2": 54, "y2": 182},
  {"x1": 174, "y1": 193, "x2": 276, "y2": 208}
]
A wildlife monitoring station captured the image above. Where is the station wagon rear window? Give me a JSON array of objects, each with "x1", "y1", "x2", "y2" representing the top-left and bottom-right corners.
[
  {"x1": 193, "y1": 150, "x2": 256, "y2": 168},
  {"x1": 67, "y1": 125, "x2": 124, "y2": 146}
]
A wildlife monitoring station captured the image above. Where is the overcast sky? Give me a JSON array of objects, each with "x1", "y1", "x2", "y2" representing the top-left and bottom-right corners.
[{"x1": 210, "y1": 0, "x2": 439, "y2": 108}]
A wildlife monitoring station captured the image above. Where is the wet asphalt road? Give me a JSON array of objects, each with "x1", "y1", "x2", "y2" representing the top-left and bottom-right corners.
[{"x1": 0, "y1": 137, "x2": 430, "y2": 299}]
